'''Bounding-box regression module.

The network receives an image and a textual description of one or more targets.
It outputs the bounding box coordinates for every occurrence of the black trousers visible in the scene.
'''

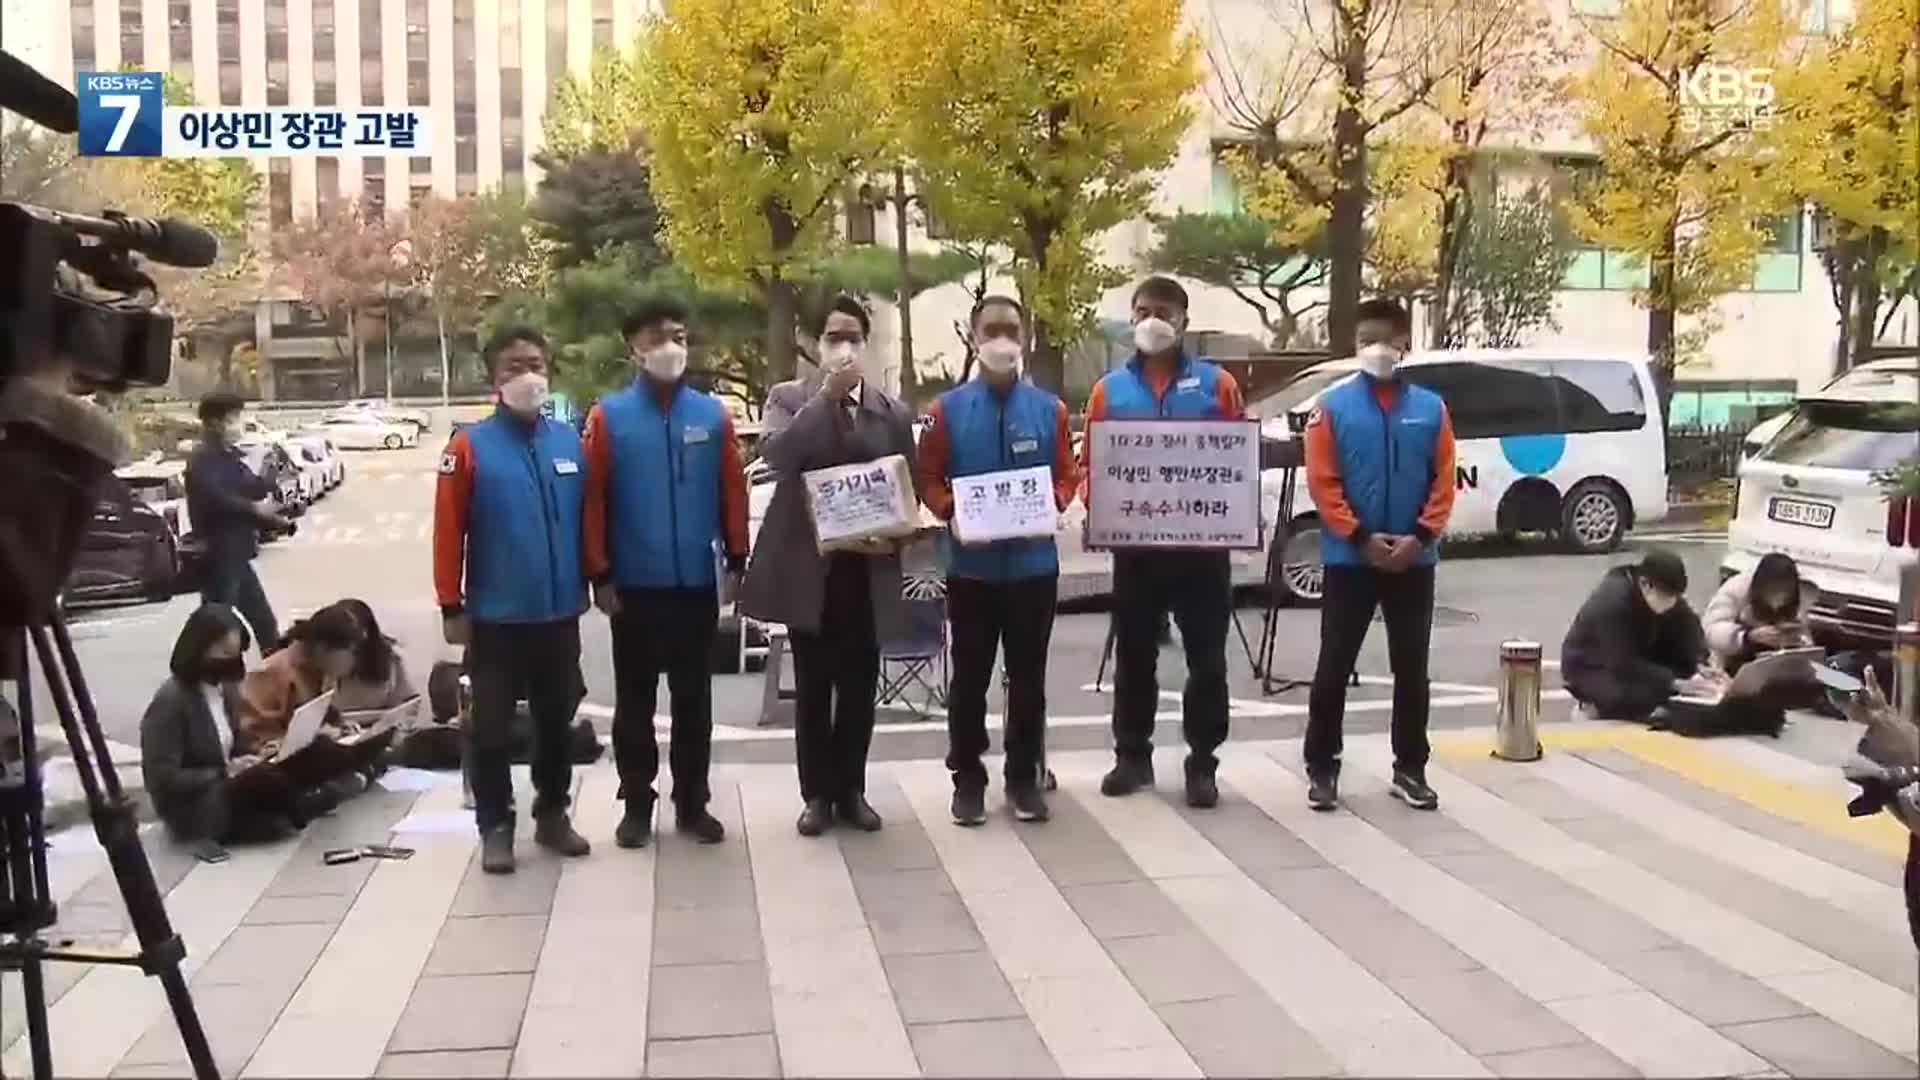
[789,554,880,804]
[1111,551,1232,776]
[1306,564,1436,775]
[610,585,718,812]
[201,554,279,650]
[467,618,581,832]
[164,763,301,845]
[946,574,1058,792]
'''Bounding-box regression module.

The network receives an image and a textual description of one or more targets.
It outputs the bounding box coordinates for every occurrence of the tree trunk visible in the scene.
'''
[437,307,451,409]
[1851,227,1888,371]
[350,313,366,398]
[893,165,916,398]
[1325,2,1370,358]
[1646,220,1679,426]
[765,275,798,384]
[1429,156,1472,350]
[1828,238,1860,377]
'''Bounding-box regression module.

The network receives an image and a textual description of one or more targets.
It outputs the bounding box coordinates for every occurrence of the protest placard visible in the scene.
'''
[952,465,1059,544]
[803,454,919,553]
[1086,419,1262,550]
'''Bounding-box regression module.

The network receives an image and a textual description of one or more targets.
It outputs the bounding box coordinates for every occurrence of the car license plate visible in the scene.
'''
[1768,496,1835,529]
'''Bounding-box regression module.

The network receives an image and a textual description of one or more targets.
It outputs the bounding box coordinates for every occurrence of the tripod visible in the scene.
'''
[0,619,218,1080]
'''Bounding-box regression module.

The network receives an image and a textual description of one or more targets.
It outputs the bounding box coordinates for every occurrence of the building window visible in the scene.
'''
[845,190,876,245]
[269,159,293,228]
[266,0,288,105]
[1802,0,1829,33]
[169,0,193,84]
[120,0,144,68]
[363,158,386,218]
[923,206,950,241]
[406,0,429,108]
[454,0,476,191]
[313,0,336,104]
[409,180,432,210]
[501,0,523,181]
[547,0,567,80]
[72,2,97,72]
[1749,209,1803,293]
[317,159,340,213]
[592,0,613,49]
[1571,0,1621,14]
[359,0,382,105]
[216,0,241,103]
[1550,158,1649,291]
[1209,154,1243,216]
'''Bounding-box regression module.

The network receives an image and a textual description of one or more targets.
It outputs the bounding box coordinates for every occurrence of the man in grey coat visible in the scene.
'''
[740,295,917,837]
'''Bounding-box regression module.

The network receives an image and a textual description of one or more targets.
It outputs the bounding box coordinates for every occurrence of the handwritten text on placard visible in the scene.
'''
[1086,420,1262,549]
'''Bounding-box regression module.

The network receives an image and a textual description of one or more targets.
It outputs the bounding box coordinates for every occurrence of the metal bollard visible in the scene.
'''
[1493,640,1544,762]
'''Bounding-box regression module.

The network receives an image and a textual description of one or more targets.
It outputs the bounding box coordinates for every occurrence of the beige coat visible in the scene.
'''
[739,376,917,637]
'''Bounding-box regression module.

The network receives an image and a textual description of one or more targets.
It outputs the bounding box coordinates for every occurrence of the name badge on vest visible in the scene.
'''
[684,427,711,444]
[553,458,580,476]
[1177,376,1201,391]
[1011,438,1039,454]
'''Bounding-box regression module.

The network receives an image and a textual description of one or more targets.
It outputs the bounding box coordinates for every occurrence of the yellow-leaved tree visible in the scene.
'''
[1565,0,1799,386]
[1775,0,1919,372]
[863,0,1199,392]
[639,0,887,382]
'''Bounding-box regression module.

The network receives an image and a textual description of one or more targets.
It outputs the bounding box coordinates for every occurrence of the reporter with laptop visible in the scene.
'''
[1561,550,1724,725]
[236,603,373,797]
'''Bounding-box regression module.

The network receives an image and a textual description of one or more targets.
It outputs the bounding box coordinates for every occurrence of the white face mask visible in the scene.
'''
[976,338,1022,376]
[642,342,688,382]
[1357,343,1403,380]
[1133,317,1178,356]
[499,371,550,417]
[821,341,863,375]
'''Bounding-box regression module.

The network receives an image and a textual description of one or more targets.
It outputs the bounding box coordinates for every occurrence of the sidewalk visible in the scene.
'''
[9,720,1914,1079]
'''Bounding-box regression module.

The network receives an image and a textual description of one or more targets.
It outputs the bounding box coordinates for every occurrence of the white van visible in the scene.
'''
[1251,349,1670,603]
[1724,361,1920,647]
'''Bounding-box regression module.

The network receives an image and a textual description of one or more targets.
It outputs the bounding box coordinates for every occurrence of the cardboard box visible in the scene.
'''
[804,454,919,553]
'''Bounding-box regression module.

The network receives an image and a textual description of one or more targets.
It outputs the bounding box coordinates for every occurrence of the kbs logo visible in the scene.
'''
[1678,65,1775,133]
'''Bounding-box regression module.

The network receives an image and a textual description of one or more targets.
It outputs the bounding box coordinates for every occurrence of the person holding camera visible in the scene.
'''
[433,326,592,874]
[186,392,291,651]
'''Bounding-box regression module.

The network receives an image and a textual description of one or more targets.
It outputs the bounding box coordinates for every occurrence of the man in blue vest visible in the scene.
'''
[1083,276,1246,809]
[916,296,1079,826]
[434,326,593,874]
[1302,298,1456,812]
[584,299,749,849]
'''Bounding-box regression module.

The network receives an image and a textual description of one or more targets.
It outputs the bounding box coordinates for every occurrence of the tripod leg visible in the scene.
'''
[157,965,219,1080]
[21,953,50,1080]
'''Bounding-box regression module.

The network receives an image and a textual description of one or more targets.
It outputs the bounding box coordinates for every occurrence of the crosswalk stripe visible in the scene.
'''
[897,760,1202,1077]
[243,783,472,1078]
[1352,743,1918,1062]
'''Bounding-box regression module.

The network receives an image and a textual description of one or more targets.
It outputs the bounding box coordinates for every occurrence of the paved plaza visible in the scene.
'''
[7,714,1916,1079]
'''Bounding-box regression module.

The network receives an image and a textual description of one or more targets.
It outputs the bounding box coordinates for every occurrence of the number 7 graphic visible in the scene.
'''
[99,94,143,153]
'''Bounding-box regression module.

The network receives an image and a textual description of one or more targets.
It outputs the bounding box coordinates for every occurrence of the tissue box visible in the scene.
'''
[804,454,919,553]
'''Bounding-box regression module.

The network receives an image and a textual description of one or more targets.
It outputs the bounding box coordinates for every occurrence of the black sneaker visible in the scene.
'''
[675,808,727,844]
[1100,759,1155,798]
[1185,772,1220,809]
[1390,769,1439,811]
[1306,770,1339,811]
[1008,786,1050,822]
[614,807,653,849]
[950,786,987,827]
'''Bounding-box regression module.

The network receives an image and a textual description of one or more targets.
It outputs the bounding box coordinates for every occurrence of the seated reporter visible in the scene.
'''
[1699,552,1819,733]
[330,597,419,772]
[238,603,373,797]
[141,605,326,859]
[1561,550,1720,722]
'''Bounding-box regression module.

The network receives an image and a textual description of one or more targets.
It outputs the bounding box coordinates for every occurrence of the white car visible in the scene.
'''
[307,414,420,451]
[1725,358,1920,647]
[116,457,193,539]
[333,399,433,433]
[285,436,343,498]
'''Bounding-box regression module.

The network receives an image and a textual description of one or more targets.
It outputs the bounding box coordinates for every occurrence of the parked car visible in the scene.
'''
[287,435,346,491]
[116,457,193,539]
[306,414,420,450]
[335,398,433,433]
[240,442,307,520]
[1725,362,1920,648]
[65,475,181,605]
[1250,349,1671,604]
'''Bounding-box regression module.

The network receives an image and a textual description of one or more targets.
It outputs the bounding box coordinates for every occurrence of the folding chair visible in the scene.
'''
[877,587,949,720]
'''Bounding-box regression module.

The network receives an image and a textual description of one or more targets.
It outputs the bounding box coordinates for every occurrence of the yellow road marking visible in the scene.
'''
[1433,727,1909,861]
